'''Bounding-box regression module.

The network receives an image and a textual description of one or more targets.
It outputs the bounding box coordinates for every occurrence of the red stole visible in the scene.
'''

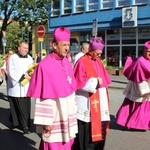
[82,55,103,142]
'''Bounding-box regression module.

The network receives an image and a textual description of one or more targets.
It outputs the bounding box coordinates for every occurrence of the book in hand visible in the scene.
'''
[19,63,38,86]
[19,74,28,86]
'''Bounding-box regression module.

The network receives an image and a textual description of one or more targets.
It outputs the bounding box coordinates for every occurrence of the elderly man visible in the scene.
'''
[116,41,150,131]
[74,42,89,65]
[27,27,77,150]
[73,37,111,150]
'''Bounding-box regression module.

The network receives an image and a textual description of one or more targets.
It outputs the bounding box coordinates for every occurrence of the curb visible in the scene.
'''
[108,80,127,90]
[111,80,127,84]
[108,86,125,90]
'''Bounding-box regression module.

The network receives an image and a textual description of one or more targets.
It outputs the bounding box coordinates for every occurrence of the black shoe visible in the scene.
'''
[22,127,29,134]
[130,128,147,132]
[9,125,18,130]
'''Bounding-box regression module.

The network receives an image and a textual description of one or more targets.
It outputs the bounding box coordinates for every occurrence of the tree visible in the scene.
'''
[5,21,22,51]
[0,0,53,53]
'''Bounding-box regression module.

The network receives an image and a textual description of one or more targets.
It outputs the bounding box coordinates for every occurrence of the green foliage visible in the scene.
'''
[0,0,53,52]
[15,0,52,25]
[106,66,115,70]
[6,22,22,50]
[0,54,7,67]
[119,66,124,70]
[106,65,124,70]
[102,59,107,67]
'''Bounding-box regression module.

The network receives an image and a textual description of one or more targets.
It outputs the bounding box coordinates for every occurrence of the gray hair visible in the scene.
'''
[82,42,89,49]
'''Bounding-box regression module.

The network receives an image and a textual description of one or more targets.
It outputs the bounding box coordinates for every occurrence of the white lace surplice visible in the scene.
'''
[124,78,150,102]
[34,93,78,143]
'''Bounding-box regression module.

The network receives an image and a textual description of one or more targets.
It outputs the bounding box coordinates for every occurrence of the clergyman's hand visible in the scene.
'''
[43,125,52,132]
[98,77,103,85]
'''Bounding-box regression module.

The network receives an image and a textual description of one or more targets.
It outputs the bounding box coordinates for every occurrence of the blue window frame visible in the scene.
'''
[116,0,130,7]
[75,0,84,13]
[64,0,72,15]
[88,0,98,11]
[101,0,113,9]
[135,0,148,5]
[51,1,60,16]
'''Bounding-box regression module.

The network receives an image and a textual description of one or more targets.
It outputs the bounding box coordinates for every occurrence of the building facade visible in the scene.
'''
[48,0,150,67]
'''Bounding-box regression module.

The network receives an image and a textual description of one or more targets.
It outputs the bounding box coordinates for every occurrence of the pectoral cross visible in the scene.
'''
[67,76,72,83]
[92,99,99,112]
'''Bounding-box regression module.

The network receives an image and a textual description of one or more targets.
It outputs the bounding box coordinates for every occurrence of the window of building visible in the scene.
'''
[51,1,60,16]
[122,28,136,44]
[134,0,148,5]
[116,0,130,7]
[70,38,79,53]
[107,29,120,45]
[107,46,119,67]
[88,0,98,11]
[122,46,136,65]
[64,0,72,15]
[138,46,144,57]
[75,0,84,13]
[138,28,150,44]
[101,0,113,9]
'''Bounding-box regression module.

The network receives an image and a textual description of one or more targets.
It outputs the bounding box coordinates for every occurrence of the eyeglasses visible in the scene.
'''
[94,52,102,56]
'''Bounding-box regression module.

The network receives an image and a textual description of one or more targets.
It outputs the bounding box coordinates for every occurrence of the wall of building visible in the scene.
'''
[31,25,52,60]
[47,0,150,67]
[48,0,150,32]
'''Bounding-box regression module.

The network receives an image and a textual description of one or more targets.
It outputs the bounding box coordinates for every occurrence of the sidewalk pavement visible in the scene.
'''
[1,74,147,150]
[108,74,127,90]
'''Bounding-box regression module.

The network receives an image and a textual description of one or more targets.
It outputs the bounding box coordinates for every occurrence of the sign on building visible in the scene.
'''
[92,18,98,37]
[122,6,137,28]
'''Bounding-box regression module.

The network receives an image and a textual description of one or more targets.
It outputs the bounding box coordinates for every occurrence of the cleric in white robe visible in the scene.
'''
[7,41,33,134]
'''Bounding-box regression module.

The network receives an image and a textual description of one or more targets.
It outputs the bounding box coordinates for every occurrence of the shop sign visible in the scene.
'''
[122,6,137,28]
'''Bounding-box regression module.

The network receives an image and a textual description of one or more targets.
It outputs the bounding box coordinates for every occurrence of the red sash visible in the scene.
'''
[82,55,103,142]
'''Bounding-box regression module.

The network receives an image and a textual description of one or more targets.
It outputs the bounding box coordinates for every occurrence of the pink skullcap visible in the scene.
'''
[53,27,70,42]
[144,41,150,49]
[89,37,104,51]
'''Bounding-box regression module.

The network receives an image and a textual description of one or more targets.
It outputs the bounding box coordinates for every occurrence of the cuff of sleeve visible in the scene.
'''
[96,79,100,89]
[19,74,25,82]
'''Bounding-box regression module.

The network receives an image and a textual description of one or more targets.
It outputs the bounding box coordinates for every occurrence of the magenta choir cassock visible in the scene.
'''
[27,52,78,150]
[116,55,150,130]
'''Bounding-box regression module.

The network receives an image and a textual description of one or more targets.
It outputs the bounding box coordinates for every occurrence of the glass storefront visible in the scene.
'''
[106,27,150,67]
[46,27,150,68]
[107,46,119,66]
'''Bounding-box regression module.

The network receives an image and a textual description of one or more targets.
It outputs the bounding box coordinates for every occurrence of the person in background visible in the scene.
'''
[116,41,150,131]
[73,37,111,150]
[67,53,72,63]
[27,27,78,150]
[73,42,89,65]
[1,49,14,81]
[0,68,4,85]
[7,41,33,134]
[34,51,41,63]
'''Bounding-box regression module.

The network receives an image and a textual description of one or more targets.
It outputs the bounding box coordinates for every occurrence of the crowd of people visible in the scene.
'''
[0,26,150,150]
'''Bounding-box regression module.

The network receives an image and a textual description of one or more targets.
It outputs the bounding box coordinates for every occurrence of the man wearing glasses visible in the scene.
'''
[73,37,111,150]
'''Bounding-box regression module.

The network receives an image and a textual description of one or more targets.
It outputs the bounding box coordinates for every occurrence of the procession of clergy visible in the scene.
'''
[2,26,150,150]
